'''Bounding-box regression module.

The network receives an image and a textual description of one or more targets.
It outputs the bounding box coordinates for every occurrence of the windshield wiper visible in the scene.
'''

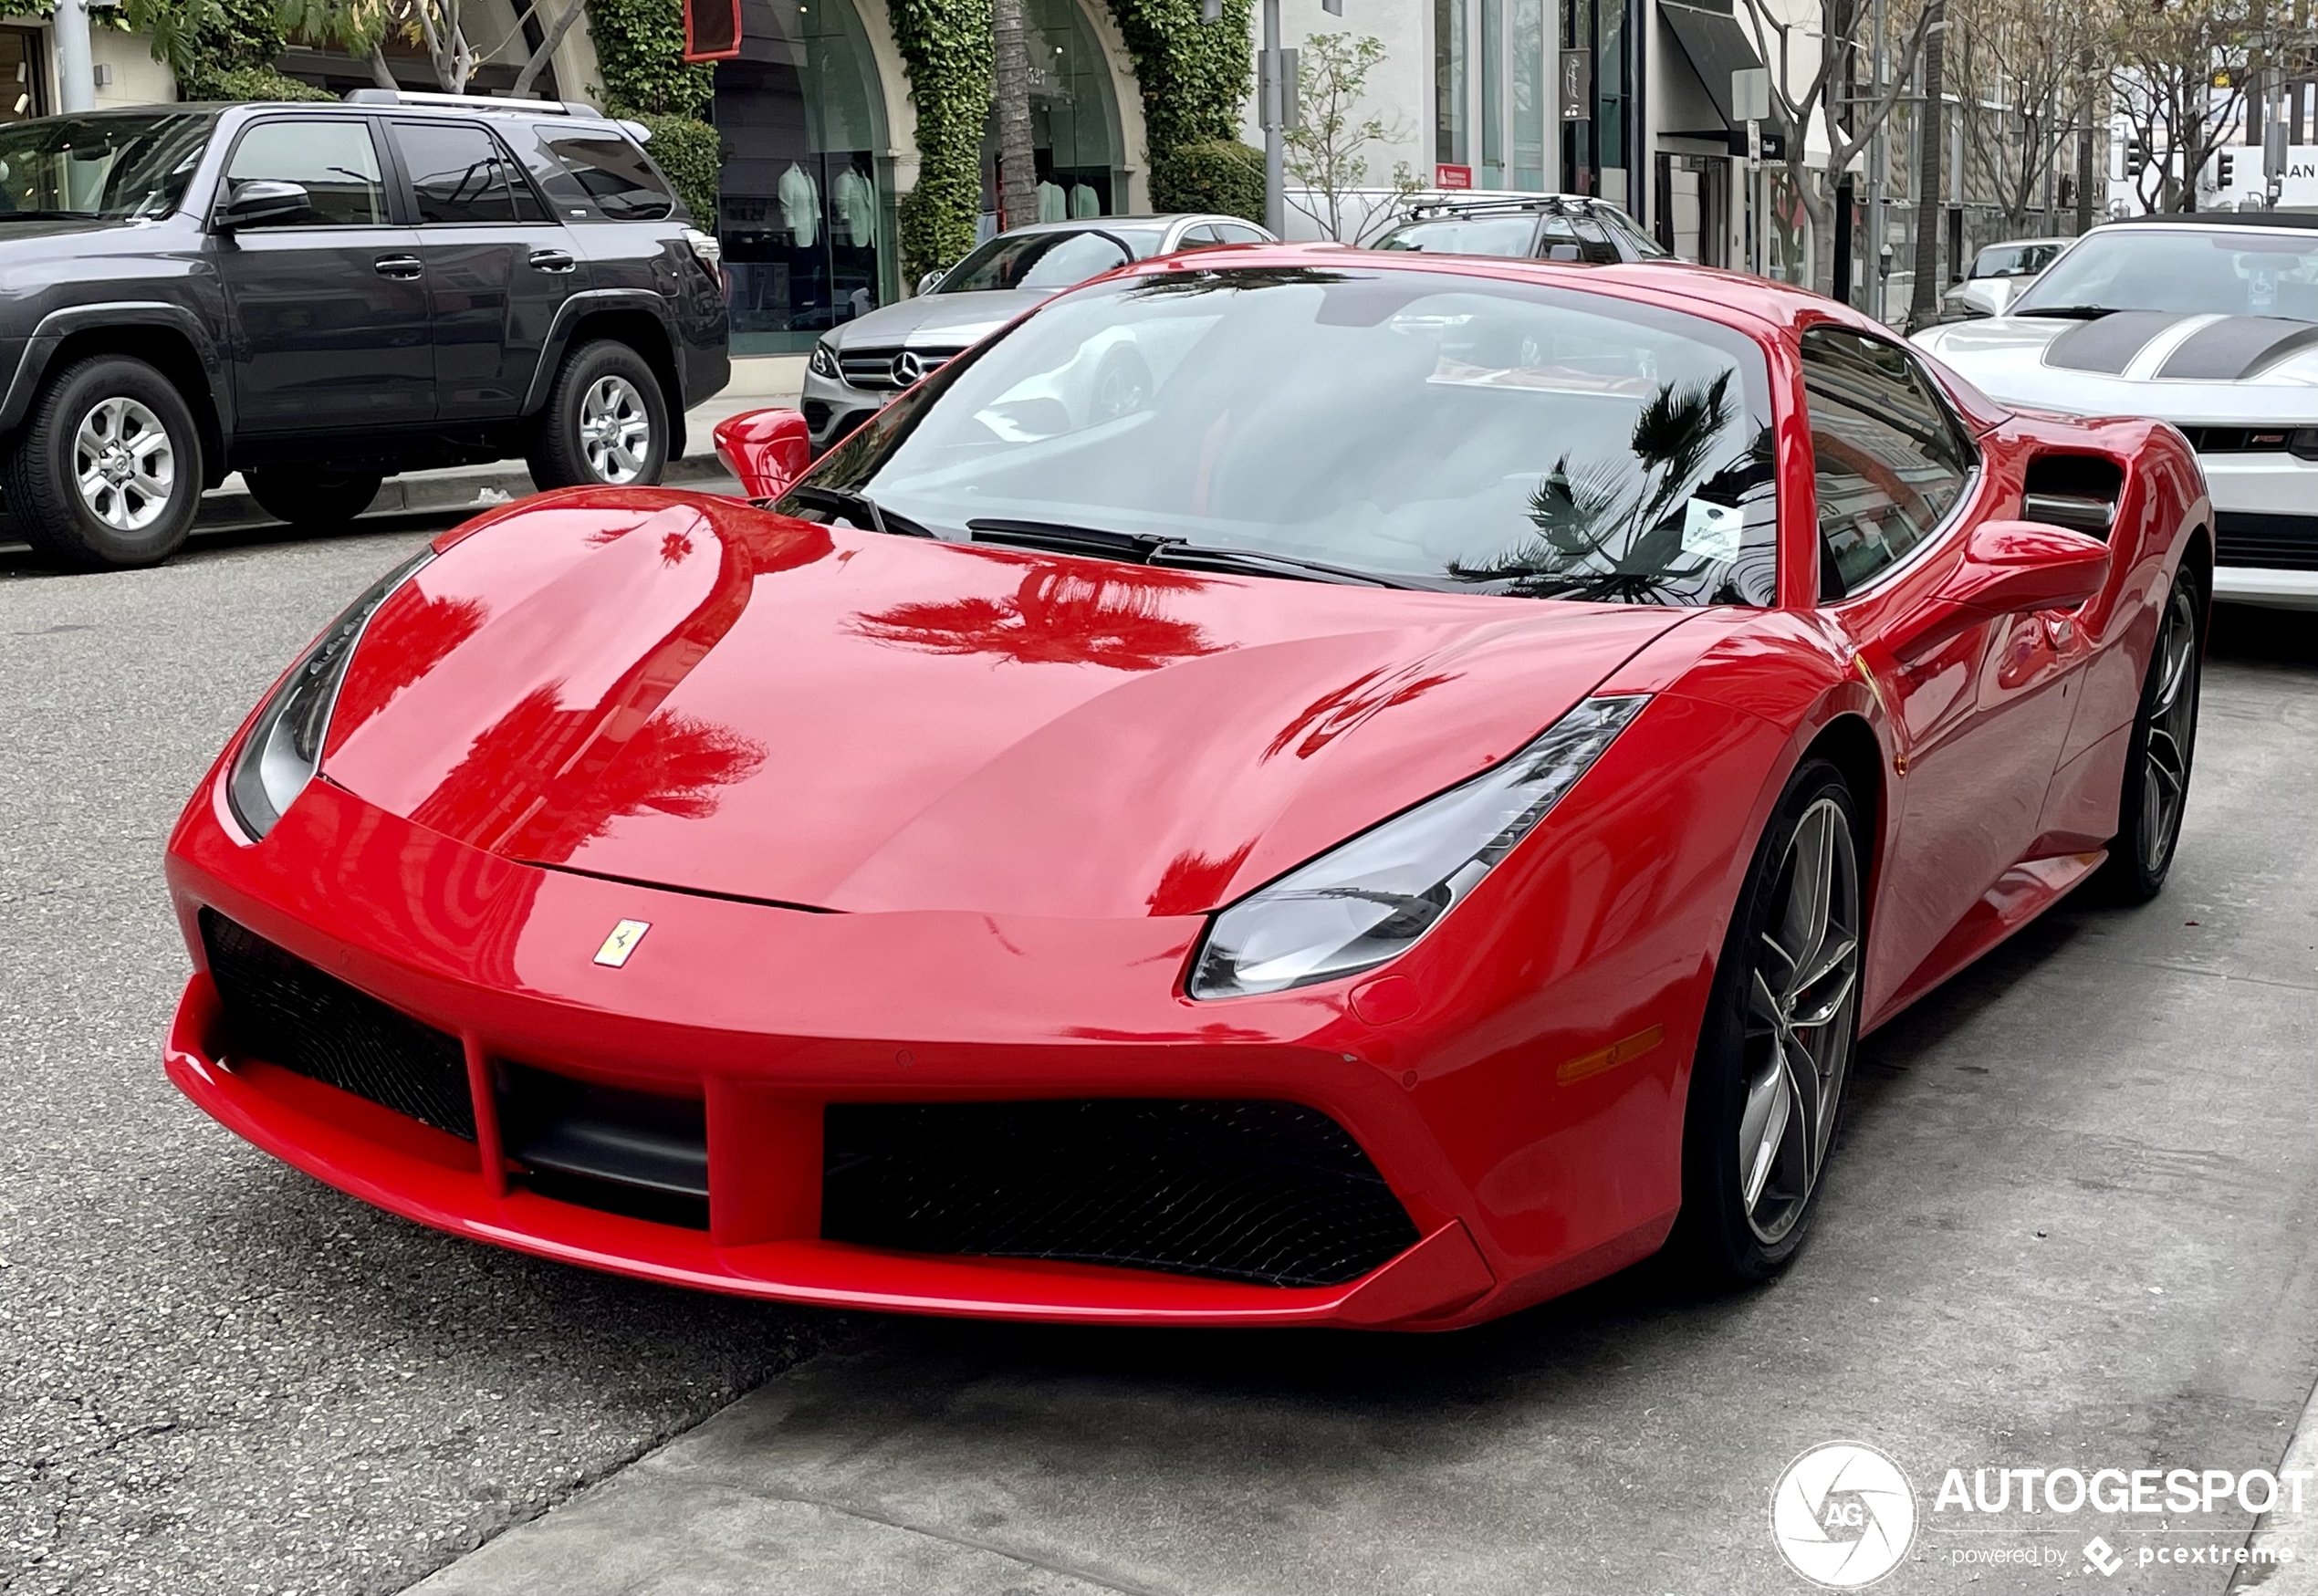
[2013,305,2120,319]
[966,516,1431,589]
[781,483,934,537]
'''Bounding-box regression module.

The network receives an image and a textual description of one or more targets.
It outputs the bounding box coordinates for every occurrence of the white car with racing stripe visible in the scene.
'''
[1913,213,2318,610]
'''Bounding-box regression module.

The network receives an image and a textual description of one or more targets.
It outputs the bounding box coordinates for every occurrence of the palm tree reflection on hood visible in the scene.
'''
[851,565,1225,672]
[1450,370,1775,605]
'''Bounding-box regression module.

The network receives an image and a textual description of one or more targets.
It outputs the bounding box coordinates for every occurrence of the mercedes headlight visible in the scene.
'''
[227,548,433,840]
[1188,695,1649,998]
[808,339,841,381]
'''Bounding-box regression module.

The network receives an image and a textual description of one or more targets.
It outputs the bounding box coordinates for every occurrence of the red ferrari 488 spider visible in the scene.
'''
[164,250,2208,1330]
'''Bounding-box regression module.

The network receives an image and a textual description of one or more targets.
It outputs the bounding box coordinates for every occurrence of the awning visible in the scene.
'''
[1661,0,1791,139]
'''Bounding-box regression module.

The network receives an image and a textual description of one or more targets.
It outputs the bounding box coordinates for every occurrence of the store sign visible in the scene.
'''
[1561,49,1592,119]
[683,0,742,60]
[1436,164,1474,190]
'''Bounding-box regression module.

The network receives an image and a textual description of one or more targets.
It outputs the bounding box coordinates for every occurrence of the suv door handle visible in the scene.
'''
[527,249,577,274]
[373,254,423,279]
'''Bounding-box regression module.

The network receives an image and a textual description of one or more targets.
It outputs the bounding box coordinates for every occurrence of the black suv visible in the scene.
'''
[0,91,728,569]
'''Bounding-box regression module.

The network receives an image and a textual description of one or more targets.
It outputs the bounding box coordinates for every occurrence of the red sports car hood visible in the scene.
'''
[320,495,1688,918]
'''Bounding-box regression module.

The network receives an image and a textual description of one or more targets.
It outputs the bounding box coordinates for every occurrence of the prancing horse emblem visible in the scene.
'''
[891,349,926,387]
[593,919,650,967]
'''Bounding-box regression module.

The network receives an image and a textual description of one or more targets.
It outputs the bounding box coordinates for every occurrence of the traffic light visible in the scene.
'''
[2126,137,2149,178]
[2219,150,2236,186]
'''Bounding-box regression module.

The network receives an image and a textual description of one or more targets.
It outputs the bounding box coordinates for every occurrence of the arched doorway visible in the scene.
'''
[715,0,895,353]
[978,0,1128,235]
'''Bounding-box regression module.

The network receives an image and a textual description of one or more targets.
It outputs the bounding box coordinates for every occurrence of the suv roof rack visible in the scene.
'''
[342,88,605,119]
[1400,193,1599,221]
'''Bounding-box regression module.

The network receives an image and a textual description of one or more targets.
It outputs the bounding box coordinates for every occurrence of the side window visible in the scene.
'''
[393,121,528,224]
[1537,215,1582,261]
[223,120,387,226]
[1570,214,1622,265]
[1173,224,1225,251]
[1801,327,1977,597]
[1215,223,1271,245]
[537,133,675,221]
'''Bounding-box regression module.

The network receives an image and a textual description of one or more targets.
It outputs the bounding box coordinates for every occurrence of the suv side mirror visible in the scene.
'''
[714,408,813,500]
[217,180,311,231]
[1893,519,2111,660]
[915,268,946,297]
[1955,277,2011,318]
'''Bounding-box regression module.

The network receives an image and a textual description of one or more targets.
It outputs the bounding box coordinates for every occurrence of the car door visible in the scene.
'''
[209,115,433,432]
[388,118,574,422]
[1804,328,2083,1009]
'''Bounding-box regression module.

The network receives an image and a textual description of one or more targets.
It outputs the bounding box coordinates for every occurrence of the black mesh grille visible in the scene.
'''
[821,1099,1419,1288]
[2216,510,2318,570]
[199,910,475,1142]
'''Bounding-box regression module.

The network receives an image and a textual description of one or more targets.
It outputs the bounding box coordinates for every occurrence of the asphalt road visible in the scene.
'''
[1,516,2313,1596]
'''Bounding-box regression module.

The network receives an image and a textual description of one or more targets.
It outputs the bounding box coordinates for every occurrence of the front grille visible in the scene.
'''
[2216,510,2318,569]
[835,346,961,391]
[821,1099,1419,1288]
[199,910,475,1141]
[2180,426,2302,454]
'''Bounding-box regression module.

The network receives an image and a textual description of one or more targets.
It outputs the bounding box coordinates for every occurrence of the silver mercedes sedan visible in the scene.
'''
[800,214,1275,453]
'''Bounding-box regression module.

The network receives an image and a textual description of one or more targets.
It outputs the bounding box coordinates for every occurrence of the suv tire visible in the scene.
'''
[5,355,203,571]
[245,467,383,530]
[527,340,670,491]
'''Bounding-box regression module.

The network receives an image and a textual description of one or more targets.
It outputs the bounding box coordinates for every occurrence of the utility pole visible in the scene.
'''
[1865,0,1887,319]
[54,0,95,113]
[1255,0,1335,235]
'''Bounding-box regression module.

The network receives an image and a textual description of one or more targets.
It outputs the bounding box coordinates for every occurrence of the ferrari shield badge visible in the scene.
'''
[593,919,651,967]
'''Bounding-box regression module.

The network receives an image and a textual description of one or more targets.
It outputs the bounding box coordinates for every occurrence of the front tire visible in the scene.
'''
[526,340,669,490]
[245,467,382,530]
[2098,569,2203,902]
[1672,758,1865,1284]
[3,355,203,570]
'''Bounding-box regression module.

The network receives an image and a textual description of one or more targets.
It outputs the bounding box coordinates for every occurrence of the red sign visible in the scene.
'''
[1435,163,1474,190]
[683,0,741,60]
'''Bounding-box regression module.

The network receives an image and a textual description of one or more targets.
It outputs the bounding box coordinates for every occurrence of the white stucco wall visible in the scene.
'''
[1237,0,1431,203]
[91,30,175,109]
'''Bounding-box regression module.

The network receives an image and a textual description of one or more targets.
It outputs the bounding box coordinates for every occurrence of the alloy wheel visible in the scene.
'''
[1738,796,1862,1246]
[74,395,174,532]
[2138,585,2199,877]
[580,376,652,484]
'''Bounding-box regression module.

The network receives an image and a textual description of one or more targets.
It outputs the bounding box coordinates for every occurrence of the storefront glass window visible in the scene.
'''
[980,0,1124,232]
[715,0,893,354]
[1435,0,1467,170]
[1480,0,1504,184]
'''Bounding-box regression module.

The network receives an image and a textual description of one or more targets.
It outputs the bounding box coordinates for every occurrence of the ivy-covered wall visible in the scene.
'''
[1102,0,1251,160]
[888,0,995,283]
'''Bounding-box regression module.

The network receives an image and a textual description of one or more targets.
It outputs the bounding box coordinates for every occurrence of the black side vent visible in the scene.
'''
[198,909,475,1141]
[500,1065,710,1229]
[2022,454,2125,540]
[821,1099,1420,1288]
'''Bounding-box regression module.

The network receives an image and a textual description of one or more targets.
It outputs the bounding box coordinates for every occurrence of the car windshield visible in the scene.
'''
[937,227,1165,293]
[1972,242,2059,278]
[2013,228,2318,319]
[786,266,1780,607]
[0,113,213,221]
[1374,215,1540,256]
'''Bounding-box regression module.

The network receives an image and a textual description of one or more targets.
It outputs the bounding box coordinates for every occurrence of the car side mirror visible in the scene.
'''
[714,408,813,501]
[216,180,311,231]
[1892,519,2112,661]
[915,268,945,297]
[1955,277,2010,318]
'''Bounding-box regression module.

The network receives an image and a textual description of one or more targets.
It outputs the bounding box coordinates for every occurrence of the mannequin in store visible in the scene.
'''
[778,162,820,247]
[833,164,876,248]
[1037,178,1067,223]
[1068,183,1099,218]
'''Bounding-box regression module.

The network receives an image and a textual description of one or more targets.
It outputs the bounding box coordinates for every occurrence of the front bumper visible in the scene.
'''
[163,777,1606,1330]
[2195,452,2318,610]
[800,365,894,454]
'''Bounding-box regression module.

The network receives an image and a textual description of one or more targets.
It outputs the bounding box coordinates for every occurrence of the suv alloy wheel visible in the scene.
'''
[527,339,670,490]
[4,355,204,570]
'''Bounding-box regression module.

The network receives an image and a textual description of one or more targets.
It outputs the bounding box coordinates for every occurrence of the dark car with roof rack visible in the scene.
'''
[1371,194,1669,265]
[0,89,727,569]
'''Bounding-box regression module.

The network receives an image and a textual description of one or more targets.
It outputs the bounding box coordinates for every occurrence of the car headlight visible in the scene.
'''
[1187,694,1649,999]
[808,339,841,381]
[227,548,433,840]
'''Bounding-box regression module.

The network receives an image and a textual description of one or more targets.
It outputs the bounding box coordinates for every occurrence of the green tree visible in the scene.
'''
[1284,32,1416,243]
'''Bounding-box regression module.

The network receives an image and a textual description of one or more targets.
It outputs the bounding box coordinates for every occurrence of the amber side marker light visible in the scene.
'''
[1555,1024,1665,1086]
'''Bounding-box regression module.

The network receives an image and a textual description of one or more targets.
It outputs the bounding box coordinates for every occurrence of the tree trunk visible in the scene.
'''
[991,0,1038,232]
[513,0,589,99]
[1907,0,1947,332]
[370,46,399,90]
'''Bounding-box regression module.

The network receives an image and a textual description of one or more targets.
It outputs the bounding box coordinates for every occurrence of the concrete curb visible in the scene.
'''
[2233,1375,2318,1592]
[194,452,737,532]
